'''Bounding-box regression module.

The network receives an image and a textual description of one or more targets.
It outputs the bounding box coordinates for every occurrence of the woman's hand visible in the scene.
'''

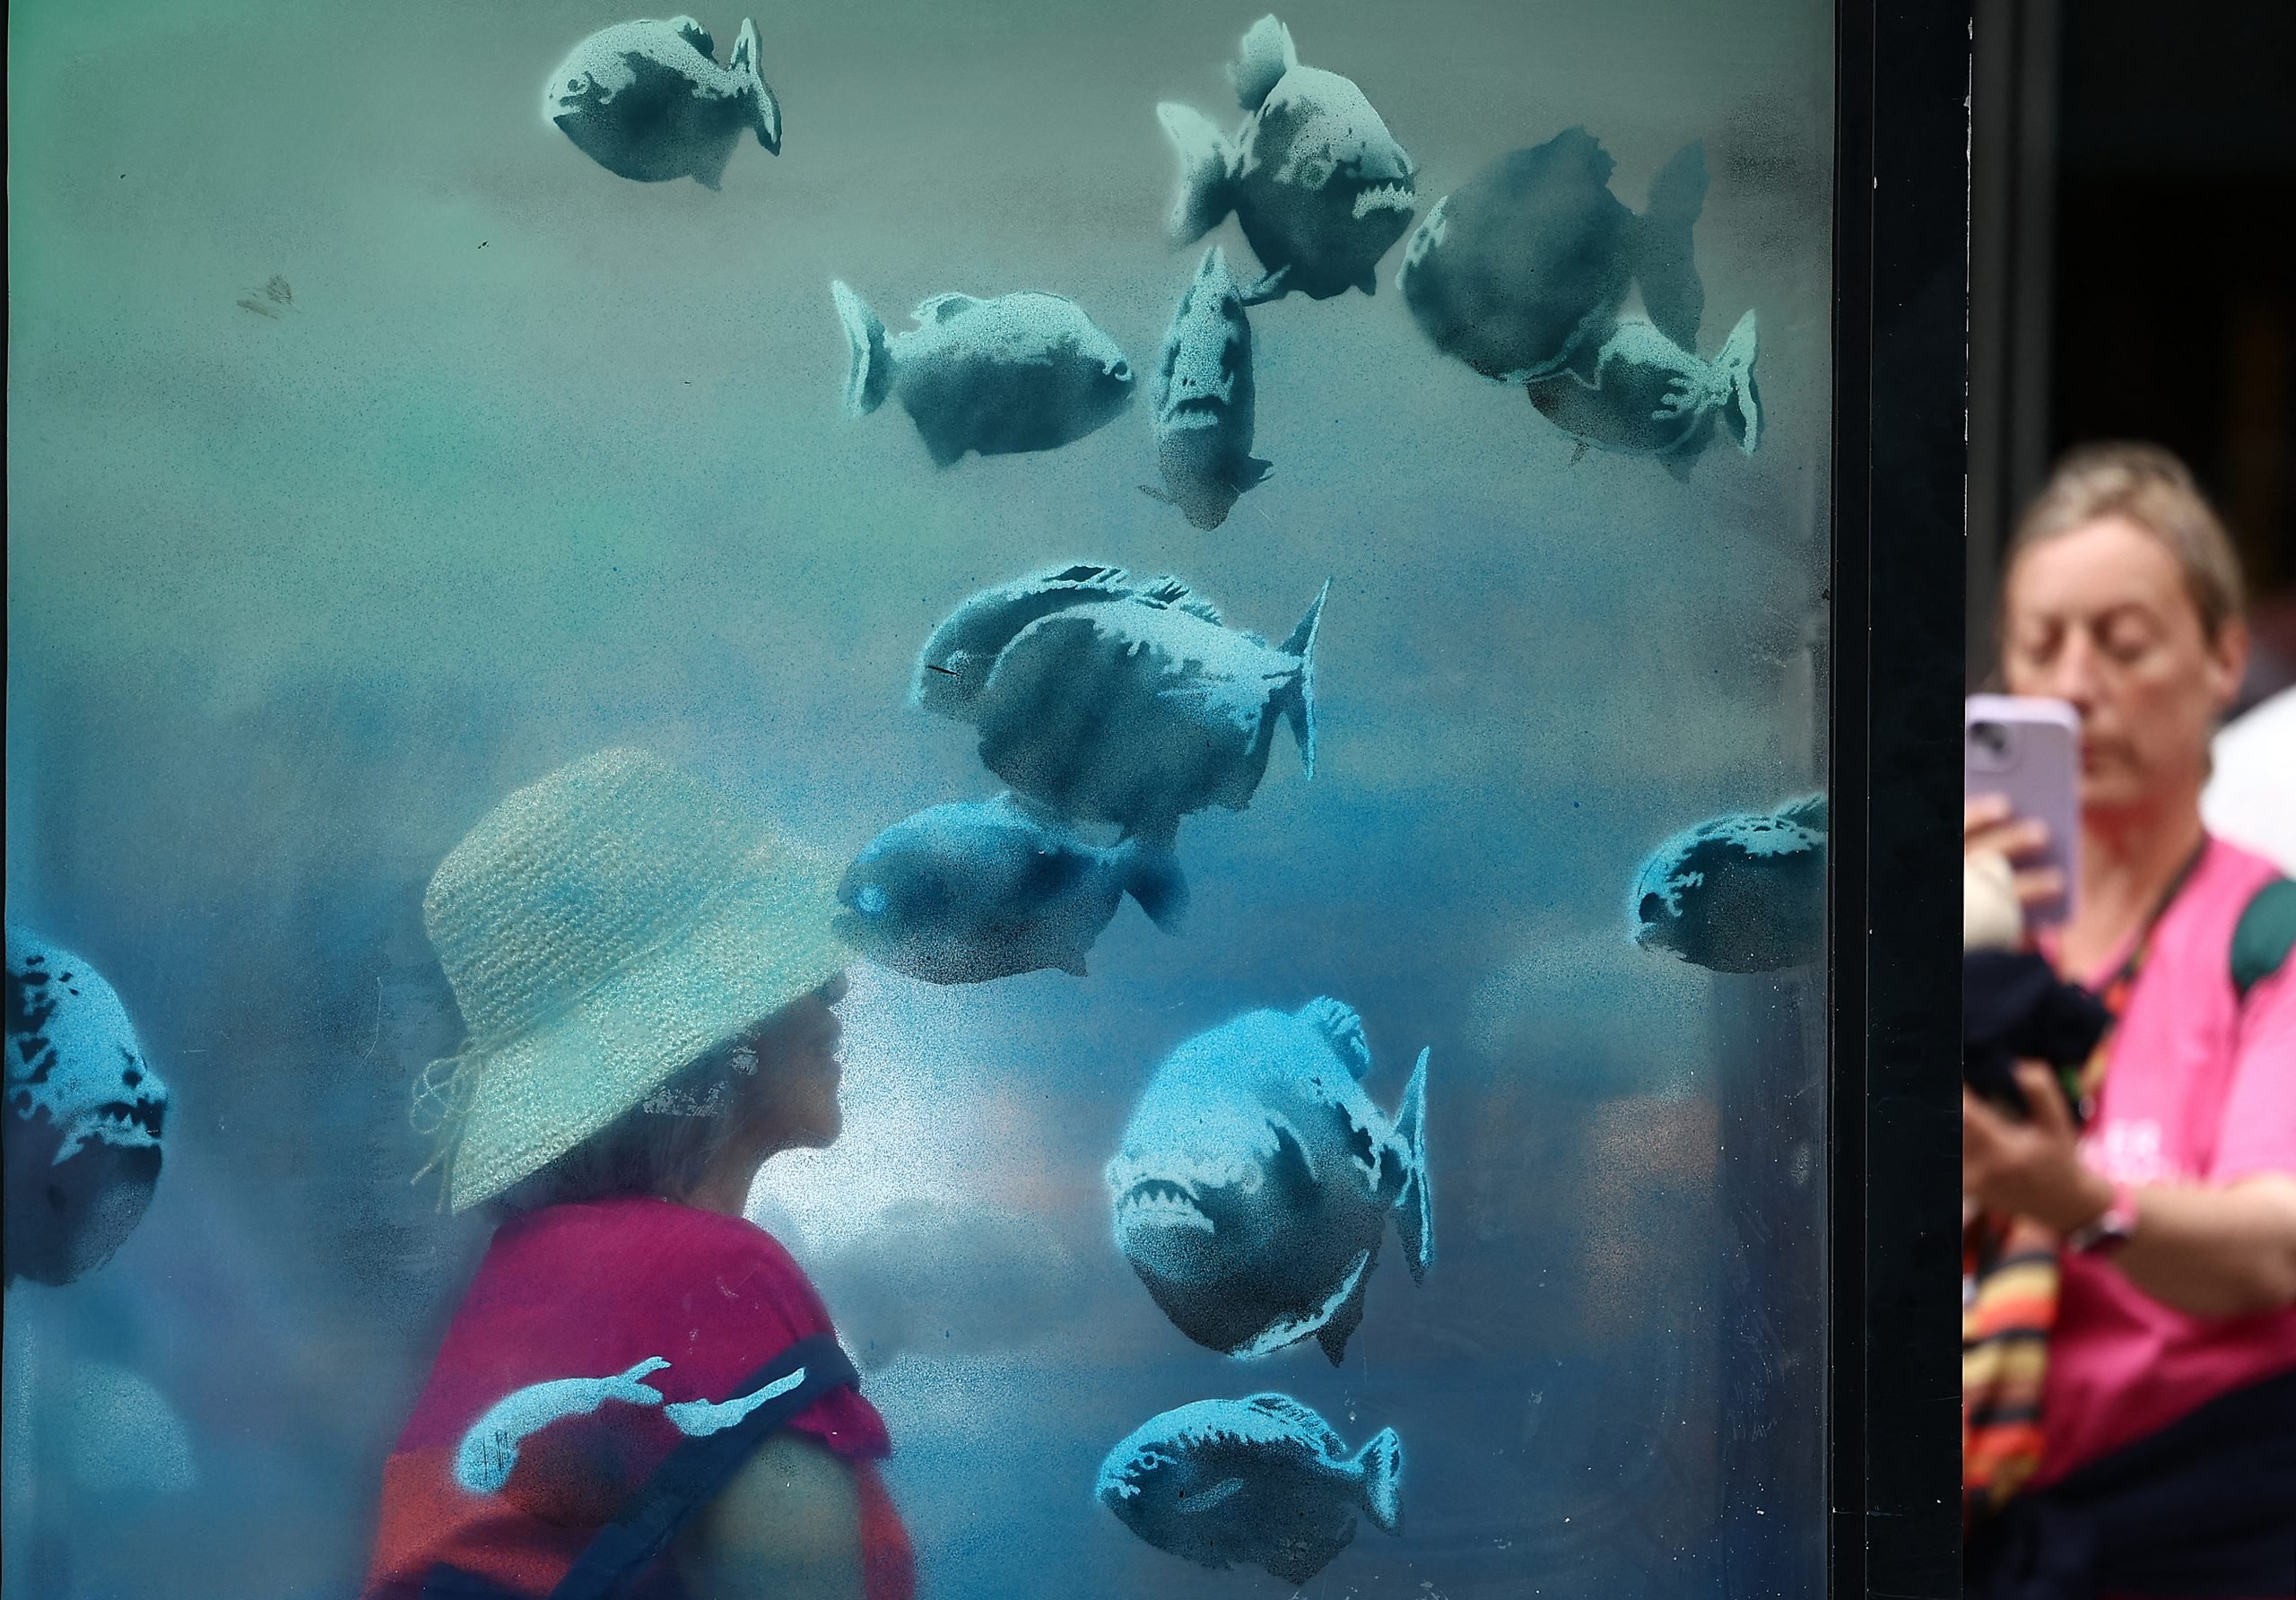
[1963,1062,2114,1234]
[1965,794,2066,915]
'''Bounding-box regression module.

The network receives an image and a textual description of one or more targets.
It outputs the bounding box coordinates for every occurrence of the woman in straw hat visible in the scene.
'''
[363,749,912,1600]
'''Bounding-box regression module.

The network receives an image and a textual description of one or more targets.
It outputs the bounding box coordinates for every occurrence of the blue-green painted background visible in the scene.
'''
[6,0,1834,1594]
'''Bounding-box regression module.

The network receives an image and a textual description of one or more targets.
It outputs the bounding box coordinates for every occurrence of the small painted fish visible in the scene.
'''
[1398,131,1707,382]
[454,1355,811,1493]
[5,928,169,1288]
[833,283,1135,465]
[1097,1393,1402,1584]
[1144,247,1272,530]
[1631,794,1826,972]
[1108,997,1429,1363]
[1158,15,1417,303]
[544,17,779,187]
[1526,310,1759,475]
[834,794,1187,984]
[922,572,1325,843]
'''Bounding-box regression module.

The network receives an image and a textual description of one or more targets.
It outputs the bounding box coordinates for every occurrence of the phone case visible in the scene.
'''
[1964,695,2082,925]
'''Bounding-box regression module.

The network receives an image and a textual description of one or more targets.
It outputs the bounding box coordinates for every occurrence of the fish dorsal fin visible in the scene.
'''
[1776,792,1828,832]
[1297,996,1370,1076]
[669,16,715,57]
[1244,1393,1341,1448]
[1135,576,1222,625]
[1043,562,1130,587]
[1229,15,1298,112]
[913,293,982,326]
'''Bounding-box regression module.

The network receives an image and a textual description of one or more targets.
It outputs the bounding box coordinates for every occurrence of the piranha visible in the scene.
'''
[1631,794,1826,972]
[834,794,1187,985]
[1157,14,1417,303]
[832,282,1135,466]
[1096,1393,1402,1585]
[1397,130,1708,383]
[5,928,169,1288]
[918,570,1326,845]
[544,16,780,187]
[1144,247,1273,530]
[1107,997,1430,1363]
[1526,309,1760,476]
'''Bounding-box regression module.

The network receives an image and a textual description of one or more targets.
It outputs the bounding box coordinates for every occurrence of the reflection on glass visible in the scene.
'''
[5,0,1834,1595]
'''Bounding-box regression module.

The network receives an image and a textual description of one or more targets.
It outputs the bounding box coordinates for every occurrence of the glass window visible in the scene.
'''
[6,1,1839,1595]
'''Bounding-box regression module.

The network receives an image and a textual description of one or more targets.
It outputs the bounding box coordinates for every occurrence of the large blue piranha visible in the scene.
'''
[1157,15,1418,303]
[834,794,1187,985]
[914,566,1326,847]
[1107,998,1430,1363]
[5,928,169,1287]
[1632,794,1826,972]
[1397,129,1709,384]
[1526,309,1760,477]
[544,16,780,187]
[1096,1393,1402,1585]
[1144,247,1273,531]
[833,283,1135,465]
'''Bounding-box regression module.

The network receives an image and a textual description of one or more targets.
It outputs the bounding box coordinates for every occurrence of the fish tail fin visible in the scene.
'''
[1276,578,1328,777]
[731,19,781,152]
[1634,141,1708,351]
[1119,828,1189,934]
[1156,102,1235,247]
[1228,14,1298,112]
[1715,308,1760,453]
[831,281,893,417]
[1356,1427,1404,1535]
[1394,1047,1432,1283]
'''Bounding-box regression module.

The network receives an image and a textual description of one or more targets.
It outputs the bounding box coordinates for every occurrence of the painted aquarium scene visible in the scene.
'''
[5,0,1836,1595]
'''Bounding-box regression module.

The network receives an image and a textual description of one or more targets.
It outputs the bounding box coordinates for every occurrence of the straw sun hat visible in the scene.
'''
[413,749,848,1212]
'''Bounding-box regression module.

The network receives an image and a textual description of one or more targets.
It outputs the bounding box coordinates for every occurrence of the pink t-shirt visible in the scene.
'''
[2033,836,2296,1487]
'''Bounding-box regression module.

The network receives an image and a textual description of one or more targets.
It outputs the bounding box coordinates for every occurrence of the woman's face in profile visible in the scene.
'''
[742,973,849,1152]
[2002,515,2244,813]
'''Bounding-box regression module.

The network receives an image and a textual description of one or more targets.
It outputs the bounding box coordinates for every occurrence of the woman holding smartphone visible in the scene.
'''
[1961,444,2296,1599]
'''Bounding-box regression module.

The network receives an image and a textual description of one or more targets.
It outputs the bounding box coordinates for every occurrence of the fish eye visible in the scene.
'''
[1110,361,1132,381]
[1638,891,1667,925]
[857,883,889,917]
[567,77,585,91]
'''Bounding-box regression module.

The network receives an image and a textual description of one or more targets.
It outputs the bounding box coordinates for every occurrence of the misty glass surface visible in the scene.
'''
[5,0,1835,1595]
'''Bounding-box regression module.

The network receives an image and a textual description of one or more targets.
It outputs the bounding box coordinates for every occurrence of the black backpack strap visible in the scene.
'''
[2231,878,2296,1002]
[545,1333,859,1600]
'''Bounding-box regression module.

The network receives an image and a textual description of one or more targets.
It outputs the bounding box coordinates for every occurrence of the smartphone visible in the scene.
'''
[1964,694,2081,925]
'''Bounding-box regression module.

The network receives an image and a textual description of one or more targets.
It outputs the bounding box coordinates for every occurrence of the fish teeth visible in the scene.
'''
[1352,183,1415,219]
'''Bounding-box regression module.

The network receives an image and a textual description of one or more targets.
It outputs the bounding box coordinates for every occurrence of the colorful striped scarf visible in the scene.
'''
[1961,851,2199,1521]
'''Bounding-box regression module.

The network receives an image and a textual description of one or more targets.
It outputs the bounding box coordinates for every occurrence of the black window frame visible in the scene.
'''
[1828,3,1971,1597]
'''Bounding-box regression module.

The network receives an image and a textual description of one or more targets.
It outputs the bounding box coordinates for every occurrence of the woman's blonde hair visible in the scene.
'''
[2005,442,2247,643]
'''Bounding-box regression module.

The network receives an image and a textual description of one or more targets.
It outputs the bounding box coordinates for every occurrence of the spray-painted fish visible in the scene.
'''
[834,795,1187,984]
[5,928,169,1287]
[544,17,779,187]
[455,1355,811,1493]
[1526,310,1760,475]
[1398,131,1708,382]
[1097,1393,1402,1584]
[833,283,1135,465]
[1145,247,1273,530]
[1108,998,1429,1363]
[1631,794,1826,972]
[926,575,1326,843]
[1157,15,1416,303]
